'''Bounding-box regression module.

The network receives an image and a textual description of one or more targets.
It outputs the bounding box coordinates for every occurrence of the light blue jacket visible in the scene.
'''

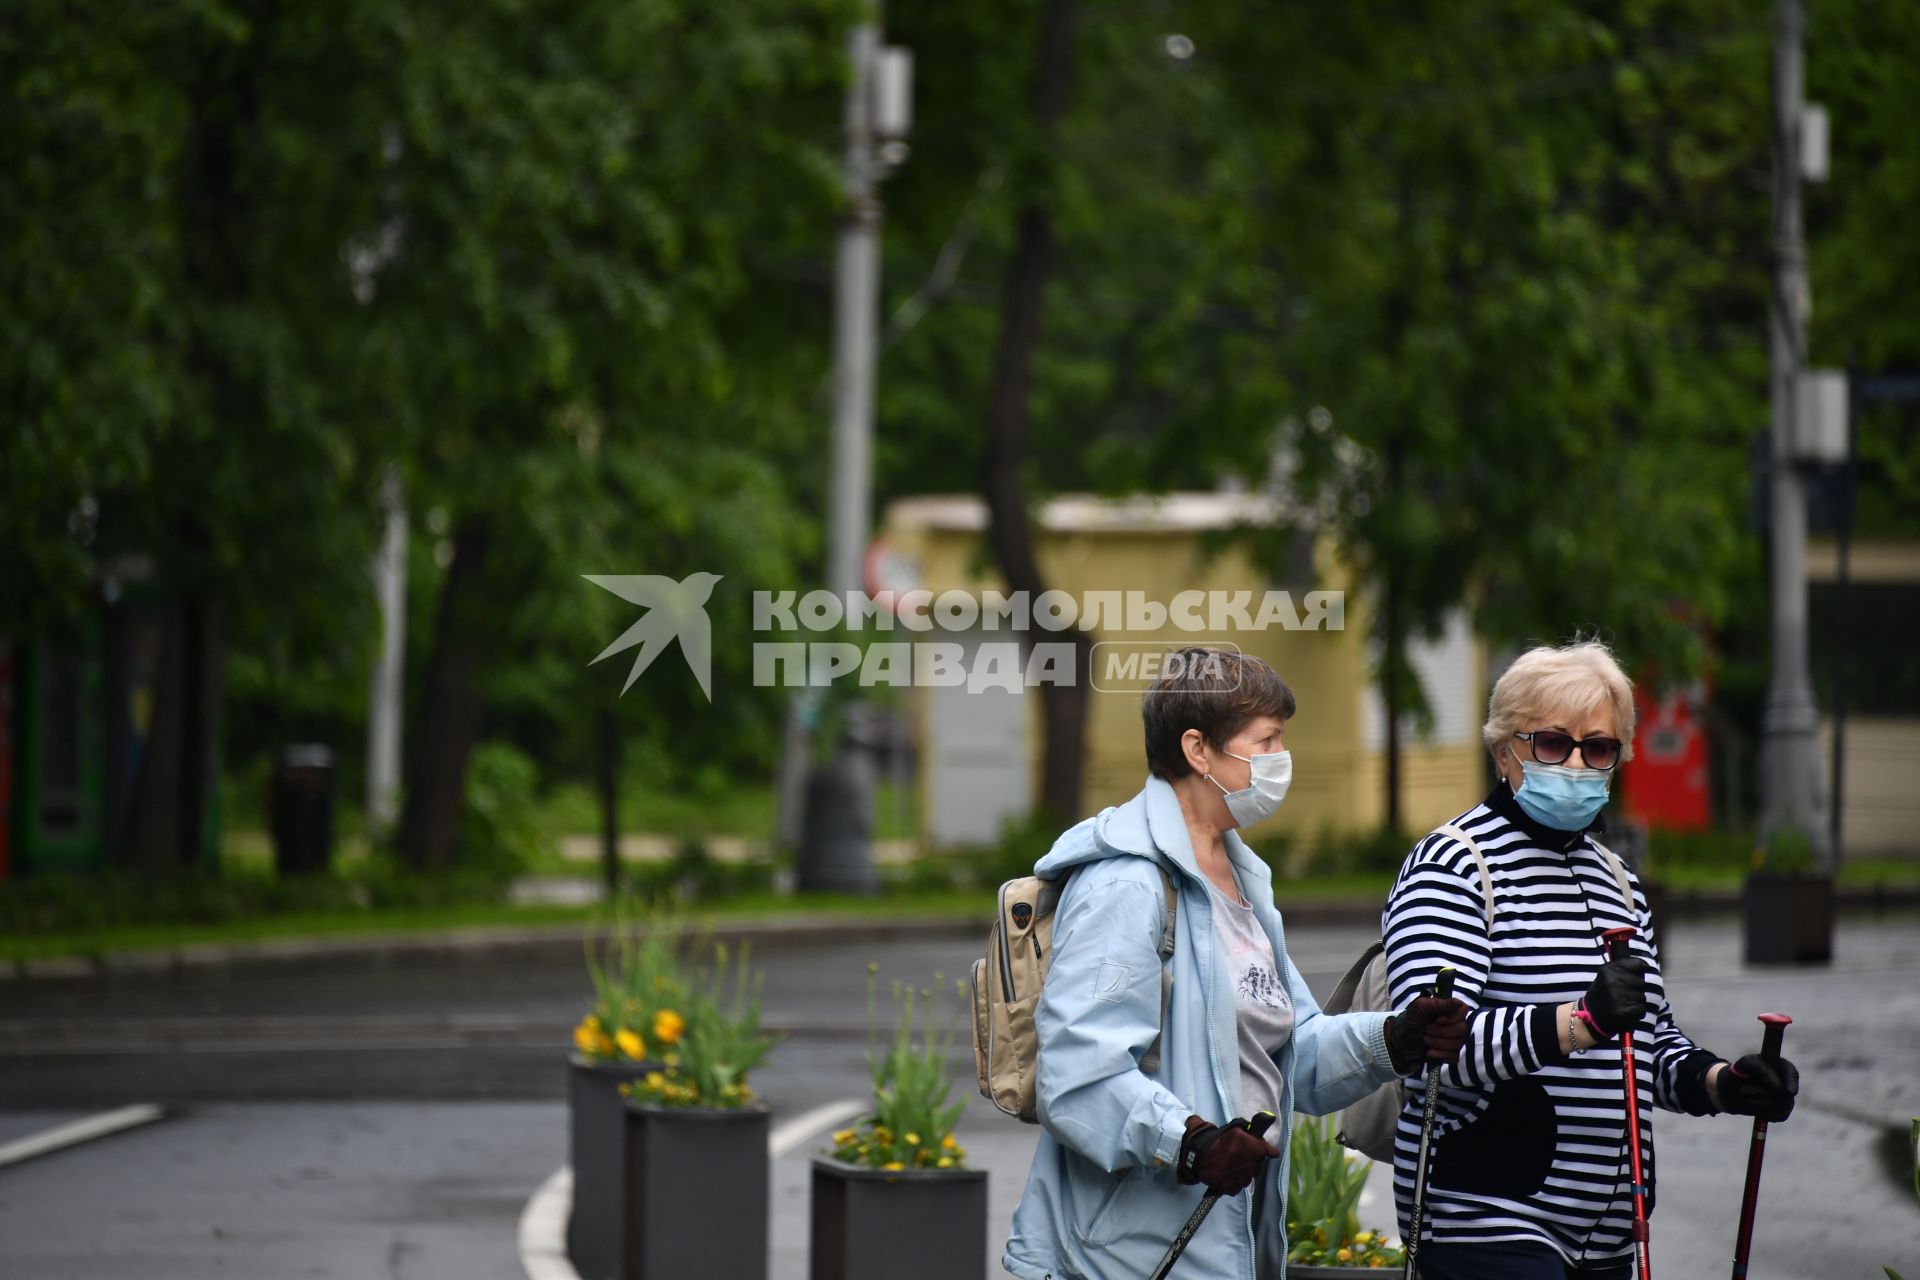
[1003,777,1397,1280]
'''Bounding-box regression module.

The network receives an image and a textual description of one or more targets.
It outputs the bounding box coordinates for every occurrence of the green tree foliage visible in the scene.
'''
[3,0,858,872]
[878,1,1915,823]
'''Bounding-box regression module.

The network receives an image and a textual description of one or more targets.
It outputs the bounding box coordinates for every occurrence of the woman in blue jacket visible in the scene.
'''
[1004,647,1467,1280]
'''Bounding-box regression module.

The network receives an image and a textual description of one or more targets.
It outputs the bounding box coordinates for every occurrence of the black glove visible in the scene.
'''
[1386,996,1469,1074]
[1719,1054,1800,1122]
[1177,1115,1278,1196]
[1580,954,1649,1037]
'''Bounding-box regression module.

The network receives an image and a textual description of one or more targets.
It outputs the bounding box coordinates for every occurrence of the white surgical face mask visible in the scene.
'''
[1207,748,1293,828]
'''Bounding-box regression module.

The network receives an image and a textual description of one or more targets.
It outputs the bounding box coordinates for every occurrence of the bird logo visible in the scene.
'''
[583,572,723,700]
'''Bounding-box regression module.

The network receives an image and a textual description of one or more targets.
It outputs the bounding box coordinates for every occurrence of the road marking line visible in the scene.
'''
[769,1097,868,1160]
[517,1166,575,1280]
[517,1097,867,1280]
[0,1104,165,1169]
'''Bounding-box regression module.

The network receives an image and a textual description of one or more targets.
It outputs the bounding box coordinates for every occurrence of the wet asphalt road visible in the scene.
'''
[1,919,1916,1278]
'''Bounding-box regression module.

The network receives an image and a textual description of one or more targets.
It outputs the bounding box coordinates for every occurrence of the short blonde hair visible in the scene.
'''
[1482,640,1636,764]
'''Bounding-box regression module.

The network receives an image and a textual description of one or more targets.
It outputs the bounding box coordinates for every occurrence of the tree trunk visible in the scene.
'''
[121,593,226,874]
[119,24,247,876]
[1382,556,1404,835]
[398,515,494,870]
[1380,423,1407,836]
[981,0,1087,828]
[598,705,620,897]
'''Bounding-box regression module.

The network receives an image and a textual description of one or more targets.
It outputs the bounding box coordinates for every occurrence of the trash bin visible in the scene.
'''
[271,744,336,876]
[796,752,877,894]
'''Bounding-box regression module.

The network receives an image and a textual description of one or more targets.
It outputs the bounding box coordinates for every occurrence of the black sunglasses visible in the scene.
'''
[1514,729,1622,771]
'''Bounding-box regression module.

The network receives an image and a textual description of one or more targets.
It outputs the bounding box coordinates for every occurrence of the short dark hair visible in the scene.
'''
[1141,648,1296,781]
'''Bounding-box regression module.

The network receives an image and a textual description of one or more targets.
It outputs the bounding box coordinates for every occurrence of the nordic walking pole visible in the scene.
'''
[1148,1110,1277,1280]
[1729,1013,1793,1280]
[1602,927,1652,1280]
[1403,966,1458,1280]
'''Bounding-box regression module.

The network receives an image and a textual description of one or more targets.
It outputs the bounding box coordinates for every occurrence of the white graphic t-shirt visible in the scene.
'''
[1203,871,1294,1119]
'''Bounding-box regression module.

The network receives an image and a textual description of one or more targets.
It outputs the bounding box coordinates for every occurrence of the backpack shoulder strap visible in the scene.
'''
[1432,822,1495,933]
[1155,864,1178,957]
[1589,839,1636,917]
[1140,864,1179,1075]
[1327,939,1385,1014]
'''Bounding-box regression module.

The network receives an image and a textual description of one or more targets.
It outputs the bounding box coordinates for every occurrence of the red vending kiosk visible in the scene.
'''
[1625,682,1711,833]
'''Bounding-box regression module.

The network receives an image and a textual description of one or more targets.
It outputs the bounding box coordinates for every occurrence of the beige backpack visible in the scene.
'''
[970,865,1178,1122]
[1325,825,1632,1162]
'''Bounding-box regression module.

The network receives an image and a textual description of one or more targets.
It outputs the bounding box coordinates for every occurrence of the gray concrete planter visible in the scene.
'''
[626,1102,769,1280]
[565,1056,659,1280]
[809,1157,987,1280]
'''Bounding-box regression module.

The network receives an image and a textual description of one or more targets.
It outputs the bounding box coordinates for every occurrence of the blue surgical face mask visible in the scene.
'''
[1512,760,1611,831]
[1207,749,1293,828]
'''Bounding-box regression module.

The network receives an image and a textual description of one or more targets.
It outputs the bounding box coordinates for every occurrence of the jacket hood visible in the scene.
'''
[1033,774,1273,898]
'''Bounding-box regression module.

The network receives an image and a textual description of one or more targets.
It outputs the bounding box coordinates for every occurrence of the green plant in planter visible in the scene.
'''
[624,940,778,1107]
[575,907,690,1063]
[828,966,971,1171]
[1752,824,1815,875]
[1285,1112,1403,1269]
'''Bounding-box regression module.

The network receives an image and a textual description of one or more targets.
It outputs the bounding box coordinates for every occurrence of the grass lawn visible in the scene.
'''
[529,779,920,842]
[1653,855,1920,892]
[11,812,1911,967]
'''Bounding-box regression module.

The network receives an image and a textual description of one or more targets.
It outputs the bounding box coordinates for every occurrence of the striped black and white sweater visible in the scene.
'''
[1380,784,1724,1267]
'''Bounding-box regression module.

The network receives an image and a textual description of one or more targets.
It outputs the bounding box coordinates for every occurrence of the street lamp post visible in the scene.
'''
[792,18,912,893]
[1759,0,1837,868]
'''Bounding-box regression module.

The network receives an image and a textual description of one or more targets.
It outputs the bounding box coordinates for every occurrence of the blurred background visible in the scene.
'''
[4,0,1918,954]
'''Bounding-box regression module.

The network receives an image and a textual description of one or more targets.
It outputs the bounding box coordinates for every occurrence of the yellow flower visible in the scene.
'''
[652,1009,685,1046]
[1368,1258,1387,1269]
[903,1132,921,1146]
[872,1126,893,1144]
[941,1133,959,1151]
[1354,1232,1373,1245]
[882,1161,904,1171]
[615,1029,646,1060]
[573,1022,599,1054]
[936,1156,954,1169]
[645,1071,667,1090]
[831,1129,857,1146]
[593,1033,616,1058]
[1338,1249,1354,1264]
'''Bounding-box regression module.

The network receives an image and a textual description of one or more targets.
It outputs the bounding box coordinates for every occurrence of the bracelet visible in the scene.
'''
[1568,1006,1584,1055]
[1572,999,1608,1044]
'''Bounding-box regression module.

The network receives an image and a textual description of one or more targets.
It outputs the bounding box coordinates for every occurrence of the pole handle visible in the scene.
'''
[1246,1110,1277,1139]
[1601,925,1637,962]
[1432,967,1456,999]
[1758,1012,1793,1061]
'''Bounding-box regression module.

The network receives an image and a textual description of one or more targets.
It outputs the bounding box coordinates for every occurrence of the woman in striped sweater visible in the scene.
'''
[1380,640,1800,1280]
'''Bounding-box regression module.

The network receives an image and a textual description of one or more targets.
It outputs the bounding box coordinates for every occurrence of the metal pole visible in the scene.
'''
[365,467,407,835]
[828,19,882,601]
[1828,366,1856,858]
[1759,0,1832,866]
[793,14,887,892]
